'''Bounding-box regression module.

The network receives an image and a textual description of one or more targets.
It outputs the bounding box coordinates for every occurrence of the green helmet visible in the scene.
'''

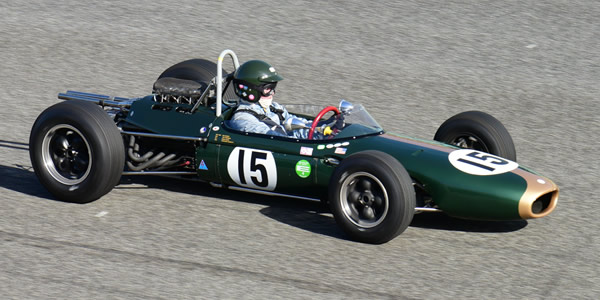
[233,60,283,102]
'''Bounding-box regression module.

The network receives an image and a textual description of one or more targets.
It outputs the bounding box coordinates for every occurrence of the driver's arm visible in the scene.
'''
[231,111,287,136]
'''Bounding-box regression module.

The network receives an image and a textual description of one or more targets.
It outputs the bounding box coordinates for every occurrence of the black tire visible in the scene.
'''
[329,151,416,244]
[434,111,517,161]
[29,100,125,203]
[156,59,236,101]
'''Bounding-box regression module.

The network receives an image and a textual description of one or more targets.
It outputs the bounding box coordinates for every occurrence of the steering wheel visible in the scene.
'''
[308,106,340,139]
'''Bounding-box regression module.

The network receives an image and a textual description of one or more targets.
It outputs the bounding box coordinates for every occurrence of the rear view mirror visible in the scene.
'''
[339,99,354,115]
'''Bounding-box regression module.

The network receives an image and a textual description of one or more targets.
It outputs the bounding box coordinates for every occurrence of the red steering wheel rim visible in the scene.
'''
[308,106,340,139]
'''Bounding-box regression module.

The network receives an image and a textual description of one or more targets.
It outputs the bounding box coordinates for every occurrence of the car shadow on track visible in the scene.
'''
[119,175,349,241]
[0,164,55,200]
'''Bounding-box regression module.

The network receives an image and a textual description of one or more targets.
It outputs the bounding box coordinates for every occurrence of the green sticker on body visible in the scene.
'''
[295,160,311,178]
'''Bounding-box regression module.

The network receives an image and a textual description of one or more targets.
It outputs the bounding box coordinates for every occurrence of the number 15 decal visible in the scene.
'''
[449,149,518,176]
[227,147,277,190]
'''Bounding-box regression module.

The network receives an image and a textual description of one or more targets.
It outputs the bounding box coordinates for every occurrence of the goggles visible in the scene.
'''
[256,82,277,96]
[234,80,278,98]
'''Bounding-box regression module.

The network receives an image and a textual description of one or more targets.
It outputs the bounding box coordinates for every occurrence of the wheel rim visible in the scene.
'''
[41,124,92,185]
[450,134,489,152]
[339,172,389,228]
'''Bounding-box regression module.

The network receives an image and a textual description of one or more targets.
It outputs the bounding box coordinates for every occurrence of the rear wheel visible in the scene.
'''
[29,100,125,203]
[329,151,415,244]
[434,111,516,161]
[156,59,236,101]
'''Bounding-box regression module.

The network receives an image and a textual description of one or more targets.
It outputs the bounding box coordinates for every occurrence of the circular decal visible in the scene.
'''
[295,160,311,178]
[449,149,518,176]
[227,147,277,191]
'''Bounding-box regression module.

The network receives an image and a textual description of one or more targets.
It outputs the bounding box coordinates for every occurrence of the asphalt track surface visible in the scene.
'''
[1,1,598,299]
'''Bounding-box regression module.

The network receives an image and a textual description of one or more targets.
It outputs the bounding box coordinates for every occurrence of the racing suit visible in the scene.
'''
[229,101,310,139]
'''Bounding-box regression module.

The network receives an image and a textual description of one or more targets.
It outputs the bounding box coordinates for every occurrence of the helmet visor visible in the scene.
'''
[257,82,277,96]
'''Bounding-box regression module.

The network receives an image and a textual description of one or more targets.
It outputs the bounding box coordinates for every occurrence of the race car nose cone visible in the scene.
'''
[515,170,559,219]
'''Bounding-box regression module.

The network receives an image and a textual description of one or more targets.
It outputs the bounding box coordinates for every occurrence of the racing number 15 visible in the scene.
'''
[238,149,268,187]
[449,149,518,176]
[227,147,278,191]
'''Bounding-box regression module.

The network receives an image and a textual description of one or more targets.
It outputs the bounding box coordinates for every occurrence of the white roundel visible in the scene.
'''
[449,149,518,176]
[227,147,277,191]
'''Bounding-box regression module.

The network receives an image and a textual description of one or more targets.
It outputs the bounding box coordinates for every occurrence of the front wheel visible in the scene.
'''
[29,100,125,203]
[434,111,517,161]
[329,151,416,244]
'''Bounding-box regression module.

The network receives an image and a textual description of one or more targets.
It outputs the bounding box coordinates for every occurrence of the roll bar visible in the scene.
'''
[216,49,240,117]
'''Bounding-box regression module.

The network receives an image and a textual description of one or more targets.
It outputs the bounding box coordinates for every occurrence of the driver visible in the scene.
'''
[228,60,312,139]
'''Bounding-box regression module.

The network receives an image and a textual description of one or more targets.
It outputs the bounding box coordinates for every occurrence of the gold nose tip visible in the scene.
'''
[518,178,559,219]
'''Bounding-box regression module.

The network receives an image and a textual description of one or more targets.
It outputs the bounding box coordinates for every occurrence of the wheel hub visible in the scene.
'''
[359,191,374,205]
[42,124,92,185]
[339,172,389,228]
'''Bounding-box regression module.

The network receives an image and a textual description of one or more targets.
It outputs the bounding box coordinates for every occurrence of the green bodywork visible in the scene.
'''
[125,96,537,221]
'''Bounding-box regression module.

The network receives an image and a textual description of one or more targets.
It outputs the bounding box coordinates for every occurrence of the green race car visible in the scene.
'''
[29,50,558,244]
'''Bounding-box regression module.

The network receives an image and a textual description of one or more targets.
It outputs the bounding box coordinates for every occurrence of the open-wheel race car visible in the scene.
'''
[29,50,558,244]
